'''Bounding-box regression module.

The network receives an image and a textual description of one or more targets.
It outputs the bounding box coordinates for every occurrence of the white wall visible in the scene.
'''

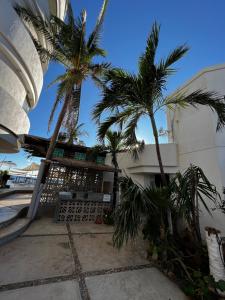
[106,143,178,187]
[167,64,225,235]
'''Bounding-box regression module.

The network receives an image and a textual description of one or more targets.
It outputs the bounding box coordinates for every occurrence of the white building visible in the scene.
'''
[0,0,67,153]
[106,63,225,234]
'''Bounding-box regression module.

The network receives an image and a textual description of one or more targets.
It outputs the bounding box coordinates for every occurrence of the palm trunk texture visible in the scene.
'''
[150,114,173,235]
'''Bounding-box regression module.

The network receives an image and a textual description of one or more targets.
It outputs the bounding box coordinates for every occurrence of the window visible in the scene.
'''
[74,152,86,161]
[53,148,64,157]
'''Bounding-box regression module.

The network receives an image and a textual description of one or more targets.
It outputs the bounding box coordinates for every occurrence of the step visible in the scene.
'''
[0,188,33,199]
[0,204,29,229]
[0,218,30,246]
[0,208,18,229]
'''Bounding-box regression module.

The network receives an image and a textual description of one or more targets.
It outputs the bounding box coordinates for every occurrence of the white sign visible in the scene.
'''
[103,194,111,202]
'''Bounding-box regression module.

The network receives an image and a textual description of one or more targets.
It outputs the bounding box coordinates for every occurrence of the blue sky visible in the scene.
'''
[2,0,225,168]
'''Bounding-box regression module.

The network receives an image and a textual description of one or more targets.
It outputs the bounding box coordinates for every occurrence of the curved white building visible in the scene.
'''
[0,0,67,153]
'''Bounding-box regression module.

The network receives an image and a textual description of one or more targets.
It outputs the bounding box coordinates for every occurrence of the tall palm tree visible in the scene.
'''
[93,22,225,188]
[16,0,109,161]
[93,22,225,232]
[104,130,126,207]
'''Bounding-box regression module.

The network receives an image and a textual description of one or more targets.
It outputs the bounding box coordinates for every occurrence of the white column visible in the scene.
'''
[205,227,225,283]
[27,160,46,219]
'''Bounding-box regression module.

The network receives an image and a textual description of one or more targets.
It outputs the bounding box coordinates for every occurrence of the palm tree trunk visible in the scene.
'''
[194,181,202,243]
[150,114,173,235]
[112,153,119,209]
[113,169,119,208]
[67,85,82,144]
[46,92,72,160]
[150,115,167,185]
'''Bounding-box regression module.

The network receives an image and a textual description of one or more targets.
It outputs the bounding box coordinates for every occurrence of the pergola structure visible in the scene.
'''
[22,135,117,223]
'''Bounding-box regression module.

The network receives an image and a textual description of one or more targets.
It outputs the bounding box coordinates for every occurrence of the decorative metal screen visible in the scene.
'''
[55,200,111,223]
[40,162,104,206]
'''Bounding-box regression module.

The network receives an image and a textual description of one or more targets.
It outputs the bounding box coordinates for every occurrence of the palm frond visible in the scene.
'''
[66,2,75,29]
[47,74,68,89]
[161,45,189,69]
[170,164,220,223]
[113,177,145,248]
[87,0,108,50]
[164,90,225,130]
[15,5,72,66]
[123,113,145,159]
[92,68,141,122]
[143,21,160,64]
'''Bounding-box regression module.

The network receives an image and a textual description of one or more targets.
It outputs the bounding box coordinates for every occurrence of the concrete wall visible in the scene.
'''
[0,0,67,153]
[167,64,225,234]
[105,143,178,187]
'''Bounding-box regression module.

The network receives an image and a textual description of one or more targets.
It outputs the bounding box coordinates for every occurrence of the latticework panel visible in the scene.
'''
[55,200,112,223]
[40,162,103,206]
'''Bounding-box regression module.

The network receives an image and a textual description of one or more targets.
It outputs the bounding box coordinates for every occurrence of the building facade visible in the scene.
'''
[106,63,225,234]
[0,0,67,153]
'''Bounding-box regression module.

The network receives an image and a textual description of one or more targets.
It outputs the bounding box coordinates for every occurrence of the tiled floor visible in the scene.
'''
[0,218,188,300]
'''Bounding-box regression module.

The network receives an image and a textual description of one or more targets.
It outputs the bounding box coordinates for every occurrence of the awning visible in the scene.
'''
[53,157,118,172]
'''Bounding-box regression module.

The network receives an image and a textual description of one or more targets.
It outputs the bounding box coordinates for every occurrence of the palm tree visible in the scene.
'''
[91,130,144,208]
[92,130,139,207]
[58,123,88,145]
[93,22,225,188]
[113,165,219,248]
[104,130,126,208]
[170,165,220,243]
[93,22,225,233]
[16,0,109,161]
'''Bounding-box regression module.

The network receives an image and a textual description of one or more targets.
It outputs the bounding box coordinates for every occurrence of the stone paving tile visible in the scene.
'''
[0,280,81,300]
[70,223,114,234]
[22,218,67,235]
[73,233,148,272]
[86,268,188,300]
[0,236,75,285]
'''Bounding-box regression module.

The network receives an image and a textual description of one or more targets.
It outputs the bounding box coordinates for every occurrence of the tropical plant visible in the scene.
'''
[113,166,223,299]
[93,22,225,233]
[113,165,219,248]
[104,130,125,208]
[92,130,144,208]
[170,165,220,243]
[113,176,146,248]
[16,0,109,161]
[58,123,88,145]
